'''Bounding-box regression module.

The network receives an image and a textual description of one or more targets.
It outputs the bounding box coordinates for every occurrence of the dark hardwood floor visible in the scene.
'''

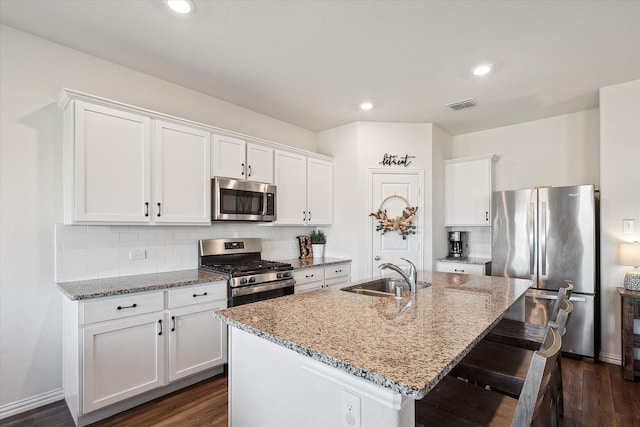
[2,358,638,427]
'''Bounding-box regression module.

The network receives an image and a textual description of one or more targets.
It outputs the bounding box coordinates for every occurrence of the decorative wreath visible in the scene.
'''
[369,195,418,240]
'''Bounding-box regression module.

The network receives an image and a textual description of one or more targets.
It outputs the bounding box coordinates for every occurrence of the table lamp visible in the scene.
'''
[620,241,640,291]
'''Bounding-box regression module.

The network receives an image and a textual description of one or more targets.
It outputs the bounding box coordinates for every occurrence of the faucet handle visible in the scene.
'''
[400,258,416,271]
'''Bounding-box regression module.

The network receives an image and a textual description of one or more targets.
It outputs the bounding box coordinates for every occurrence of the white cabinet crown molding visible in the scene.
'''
[57,88,333,162]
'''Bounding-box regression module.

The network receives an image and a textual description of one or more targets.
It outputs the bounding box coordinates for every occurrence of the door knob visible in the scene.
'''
[374,256,381,261]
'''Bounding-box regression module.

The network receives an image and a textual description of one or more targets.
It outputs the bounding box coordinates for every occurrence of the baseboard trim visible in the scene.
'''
[0,388,64,420]
[599,352,622,365]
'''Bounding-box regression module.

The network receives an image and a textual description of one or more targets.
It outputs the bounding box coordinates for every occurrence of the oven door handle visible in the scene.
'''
[231,278,296,297]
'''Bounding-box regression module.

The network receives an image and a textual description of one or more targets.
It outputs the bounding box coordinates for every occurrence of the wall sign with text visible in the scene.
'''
[379,153,416,167]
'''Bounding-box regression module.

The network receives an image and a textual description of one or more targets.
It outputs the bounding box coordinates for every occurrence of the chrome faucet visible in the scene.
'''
[378,258,418,293]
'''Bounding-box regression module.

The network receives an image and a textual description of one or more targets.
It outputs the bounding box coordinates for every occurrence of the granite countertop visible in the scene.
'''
[437,256,492,265]
[58,269,228,300]
[278,257,352,270]
[213,270,531,399]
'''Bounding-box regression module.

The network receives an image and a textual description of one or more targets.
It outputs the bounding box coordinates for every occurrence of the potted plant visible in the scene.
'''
[310,229,326,258]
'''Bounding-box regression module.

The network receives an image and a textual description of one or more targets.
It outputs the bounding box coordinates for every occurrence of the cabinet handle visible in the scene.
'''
[303,211,306,221]
[335,269,342,273]
[193,292,208,298]
[158,319,163,336]
[248,165,252,177]
[241,163,245,176]
[144,203,149,217]
[157,203,162,217]
[486,211,489,221]
[454,269,465,273]
[171,316,176,332]
[308,211,311,221]
[306,274,314,278]
[117,303,137,310]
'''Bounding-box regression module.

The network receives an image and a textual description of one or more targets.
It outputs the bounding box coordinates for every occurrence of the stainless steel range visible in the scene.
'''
[198,238,295,307]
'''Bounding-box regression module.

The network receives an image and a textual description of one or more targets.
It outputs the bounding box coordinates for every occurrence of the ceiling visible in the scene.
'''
[1,0,639,135]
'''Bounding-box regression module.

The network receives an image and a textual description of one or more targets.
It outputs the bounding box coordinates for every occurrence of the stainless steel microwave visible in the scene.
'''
[212,178,276,222]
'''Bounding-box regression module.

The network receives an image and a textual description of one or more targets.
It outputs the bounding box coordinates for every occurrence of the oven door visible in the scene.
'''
[212,178,276,222]
[228,278,295,307]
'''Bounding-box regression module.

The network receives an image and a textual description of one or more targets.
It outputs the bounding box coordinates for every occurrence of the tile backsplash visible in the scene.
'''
[55,223,312,282]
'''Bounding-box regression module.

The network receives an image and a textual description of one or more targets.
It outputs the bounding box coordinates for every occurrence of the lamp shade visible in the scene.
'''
[620,241,640,267]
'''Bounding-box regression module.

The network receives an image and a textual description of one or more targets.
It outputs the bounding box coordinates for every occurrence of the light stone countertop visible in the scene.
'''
[279,257,351,270]
[213,270,532,399]
[58,269,228,300]
[436,256,492,265]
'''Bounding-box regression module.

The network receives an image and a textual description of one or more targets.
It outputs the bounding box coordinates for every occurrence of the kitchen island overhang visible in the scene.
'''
[214,271,532,426]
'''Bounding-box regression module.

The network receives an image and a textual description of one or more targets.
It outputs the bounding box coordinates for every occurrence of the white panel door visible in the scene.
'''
[82,312,166,413]
[212,134,246,179]
[370,171,422,278]
[246,143,274,183]
[168,302,227,382]
[274,150,307,225]
[154,121,211,224]
[306,157,333,225]
[74,101,151,222]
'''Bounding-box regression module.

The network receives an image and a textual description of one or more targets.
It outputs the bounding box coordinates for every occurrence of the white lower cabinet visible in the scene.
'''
[82,312,166,413]
[63,281,227,426]
[294,262,351,293]
[435,261,490,276]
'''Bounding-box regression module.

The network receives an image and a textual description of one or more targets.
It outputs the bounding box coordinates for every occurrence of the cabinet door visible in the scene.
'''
[72,101,151,223]
[306,157,333,225]
[274,150,307,225]
[168,301,227,382]
[246,143,274,184]
[154,121,211,224]
[212,134,246,179]
[444,157,492,226]
[82,313,165,413]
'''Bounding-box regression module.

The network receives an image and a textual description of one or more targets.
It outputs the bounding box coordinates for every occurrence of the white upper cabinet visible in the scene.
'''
[306,157,333,225]
[154,120,211,224]
[66,101,152,223]
[444,154,495,227]
[62,96,211,225]
[212,134,273,183]
[274,150,333,226]
[274,150,307,224]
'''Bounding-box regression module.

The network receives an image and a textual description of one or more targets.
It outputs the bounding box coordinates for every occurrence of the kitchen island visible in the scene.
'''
[213,270,531,426]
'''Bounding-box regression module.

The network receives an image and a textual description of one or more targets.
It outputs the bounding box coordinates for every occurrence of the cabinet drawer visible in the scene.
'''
[167,282,227,308]
[436,261,488,276]
[82,292,165,324]
[294,267,324,285]
[324,264,351,280]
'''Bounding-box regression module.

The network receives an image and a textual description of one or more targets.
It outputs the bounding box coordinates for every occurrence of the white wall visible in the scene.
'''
[599,79,640,363]
[452,109,600,191]
[0,24,318,416]
[319,122,442,280]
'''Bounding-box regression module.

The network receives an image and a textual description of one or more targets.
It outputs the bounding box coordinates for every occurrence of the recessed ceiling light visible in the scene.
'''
[472,64,492,76]
[167,0,194,14]
[359,101,374,111]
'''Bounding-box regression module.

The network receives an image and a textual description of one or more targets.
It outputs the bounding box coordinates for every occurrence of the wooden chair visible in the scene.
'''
[485,280,573,351]
[449,297,573,426]
[415,323,562,427]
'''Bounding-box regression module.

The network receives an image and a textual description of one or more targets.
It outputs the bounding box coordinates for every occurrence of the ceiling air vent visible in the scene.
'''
[445,98,477,111]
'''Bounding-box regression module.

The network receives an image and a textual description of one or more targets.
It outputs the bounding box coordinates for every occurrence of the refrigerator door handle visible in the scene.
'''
[529,202,535,275]
[540,201,547,276]
[532,294,588,303]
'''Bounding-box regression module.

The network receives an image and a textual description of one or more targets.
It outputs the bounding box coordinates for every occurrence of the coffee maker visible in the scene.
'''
[448,231,468,258]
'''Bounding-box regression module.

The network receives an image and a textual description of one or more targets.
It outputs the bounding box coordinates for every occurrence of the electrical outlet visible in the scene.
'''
[130,249,146,261]
[340,389,361,427]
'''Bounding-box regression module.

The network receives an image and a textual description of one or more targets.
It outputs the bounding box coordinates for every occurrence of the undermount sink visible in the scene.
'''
[341,277,431,297]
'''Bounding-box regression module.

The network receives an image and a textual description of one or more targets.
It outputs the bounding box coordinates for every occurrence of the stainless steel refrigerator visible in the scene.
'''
[491,185,599,359]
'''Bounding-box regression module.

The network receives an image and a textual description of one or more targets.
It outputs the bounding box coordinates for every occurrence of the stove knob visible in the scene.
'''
[240,278,248,285]
[249,277,256,283]
[277,272,284,279]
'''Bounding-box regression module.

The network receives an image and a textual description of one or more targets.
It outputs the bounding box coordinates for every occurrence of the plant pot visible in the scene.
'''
[311,244,325,258]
